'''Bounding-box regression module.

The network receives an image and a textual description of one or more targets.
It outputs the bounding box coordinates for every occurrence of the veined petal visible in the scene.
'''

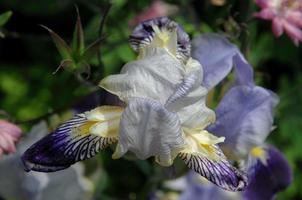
[100,47,185,104]
[129,17,191,63]
[21,106,123,172]
[113,98,186,166]
[243,146,292,200]
[165,58,215,129]
[179,130,247,191]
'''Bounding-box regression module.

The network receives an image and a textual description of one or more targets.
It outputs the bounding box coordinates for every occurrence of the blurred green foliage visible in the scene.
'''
[0,0,301,199]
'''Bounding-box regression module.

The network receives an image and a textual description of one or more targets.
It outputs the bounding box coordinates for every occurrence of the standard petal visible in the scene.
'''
[21,106,122,172]
[207,86,279,157]
[179,131,247,191]
[100,47,185,104]
[192,34,253,89]
[165,58,215,129]
[129,17,191,62]
[113,98,185,166]
[243,146,292,200]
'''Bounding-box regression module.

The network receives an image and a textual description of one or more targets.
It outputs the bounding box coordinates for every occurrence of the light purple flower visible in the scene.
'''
[191,33,292,198]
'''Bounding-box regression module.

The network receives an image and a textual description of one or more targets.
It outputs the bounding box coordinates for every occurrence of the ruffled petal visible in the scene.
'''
[113,98,185,166]
[192,34,254,90]
[207,86,279,157]
[243,146,292,200]
[100,47,185,104]
[21,106,123,172]
[179,130,247,191]
[165,58,215,129]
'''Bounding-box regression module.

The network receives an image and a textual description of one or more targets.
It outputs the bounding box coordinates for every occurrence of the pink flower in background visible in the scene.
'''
[129,0,178,26]
[0,120,22,157]
[254,0,302,45]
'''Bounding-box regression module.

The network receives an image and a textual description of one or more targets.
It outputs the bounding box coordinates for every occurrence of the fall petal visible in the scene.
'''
[21,106,122,172]
[179,131,247,191]
[243,146,292,200]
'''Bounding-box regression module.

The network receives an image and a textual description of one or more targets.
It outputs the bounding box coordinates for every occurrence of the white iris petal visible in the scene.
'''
[113,98,185,166]
[167,58,216,129]
[100,47,185,104]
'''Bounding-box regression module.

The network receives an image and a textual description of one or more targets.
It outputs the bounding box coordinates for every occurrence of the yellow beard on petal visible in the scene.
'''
[250,146,268,165]
[75,121,99,135]
[72,106,124,140]
[181,129,225,161]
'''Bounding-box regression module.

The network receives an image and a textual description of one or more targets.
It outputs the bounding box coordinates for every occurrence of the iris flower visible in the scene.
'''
[22,17,246,191]
[187,33,292,199]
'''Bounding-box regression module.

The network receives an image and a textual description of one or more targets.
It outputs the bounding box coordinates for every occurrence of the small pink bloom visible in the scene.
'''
[254,0,302,46]
[0,120,22,157]
[129,0,178,26]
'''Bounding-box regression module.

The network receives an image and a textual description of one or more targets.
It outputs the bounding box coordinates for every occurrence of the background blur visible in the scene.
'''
[0,0,301,199]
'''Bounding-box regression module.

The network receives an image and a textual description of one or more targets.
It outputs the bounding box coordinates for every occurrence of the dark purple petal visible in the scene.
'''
[129,17,191,60]
[192,33,254,89]
[21,115,116,172]
[207,86,279,156]
[179,145,247,191]
[243,146,292,200]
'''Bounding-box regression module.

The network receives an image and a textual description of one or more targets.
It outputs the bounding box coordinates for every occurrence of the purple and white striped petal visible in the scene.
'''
[21,107,122,172]
[179,144,247,191]
[129,17,191,62]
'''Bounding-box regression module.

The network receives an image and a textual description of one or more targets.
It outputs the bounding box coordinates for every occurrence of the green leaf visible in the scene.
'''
[40,25,72,60]
[0,11,13,27]
[72,7,85,56]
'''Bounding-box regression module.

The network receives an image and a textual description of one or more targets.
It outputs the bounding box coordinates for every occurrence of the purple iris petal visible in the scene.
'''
[207,85,279,156]
[179,171,237,200]
[243,146,292,200]
[192,34,253,89]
